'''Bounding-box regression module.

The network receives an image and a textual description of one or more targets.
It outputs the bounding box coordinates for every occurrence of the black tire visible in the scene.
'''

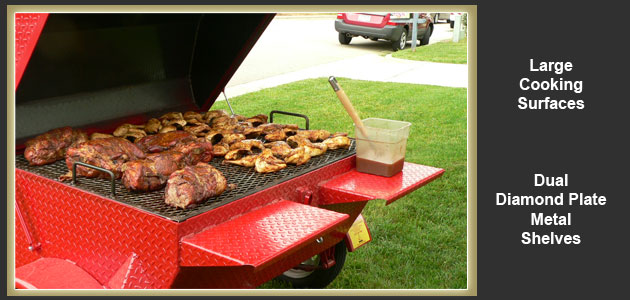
[369,37,379,41]
[450,20,454,29]
[391,29,408,51]
[338,33,352,45]
[277,241,347,289]
[420,25,432,46]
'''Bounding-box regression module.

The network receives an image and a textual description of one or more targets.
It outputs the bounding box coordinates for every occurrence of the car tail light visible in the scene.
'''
[386,21,397,26]
[337,13,345,19]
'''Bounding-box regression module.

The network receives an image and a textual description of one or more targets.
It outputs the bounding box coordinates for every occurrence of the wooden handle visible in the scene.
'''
[329,77,370,138]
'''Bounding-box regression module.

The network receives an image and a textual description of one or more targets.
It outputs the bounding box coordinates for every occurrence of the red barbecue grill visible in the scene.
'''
[13,13,444,289]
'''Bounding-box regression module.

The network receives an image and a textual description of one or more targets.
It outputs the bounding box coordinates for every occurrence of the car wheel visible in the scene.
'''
[420,26,432,45]
[276,241,347,289]
[450,20,454,29]
[391,29,407,51]
[369,37,378,41]
[338,33,352,45]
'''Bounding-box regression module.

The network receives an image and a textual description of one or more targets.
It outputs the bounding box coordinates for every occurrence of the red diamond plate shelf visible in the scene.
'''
[179,200,349,270]
[319,162,445,205]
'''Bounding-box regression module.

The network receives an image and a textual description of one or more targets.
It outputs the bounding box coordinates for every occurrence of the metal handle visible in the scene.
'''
[269,110,310,130]
[72,161,116,197]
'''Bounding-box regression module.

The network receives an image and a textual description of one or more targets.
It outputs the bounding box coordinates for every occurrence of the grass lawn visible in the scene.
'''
[392,38,467,64]
[212,78,467,289]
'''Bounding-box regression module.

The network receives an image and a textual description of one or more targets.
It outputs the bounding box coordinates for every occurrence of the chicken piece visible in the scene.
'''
[210,115,239,129]
[183,111,205,124]
[255,148,287,173]
[159,125,177,133]
[113,124,147,142]
[160,112,187,128]
[245,114,268,127]
[258,123,299,134]
[165,163,230,209]
[284,146,311,166]
[62,137,146,180]
[243,126,263,139]
[286,135,328,157]
[135,131,196,153]
[205,131,224,145]
[264,129,287,142]
[332,132,348,137]
[233,114,248,121]
[90,133,113,140]
[121,151,186,192]
[224,153,259,167]
[121,139,213,192]
[145,118,162,134]
[202,109,228,124]
[24,127,88,166]
[184,123,212,137]
[230,139,264,152]
[323,136,351,150]
[224,148,252,161]
[264,141,293,158]
[221,133,246,145]
[295,130,331,142]
[211,143,230,157]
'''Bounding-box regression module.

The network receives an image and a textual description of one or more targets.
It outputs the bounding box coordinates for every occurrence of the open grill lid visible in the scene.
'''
[15,13,274,146]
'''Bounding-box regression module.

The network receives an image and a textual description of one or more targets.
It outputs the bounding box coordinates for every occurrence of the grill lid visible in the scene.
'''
[15,13,274,145]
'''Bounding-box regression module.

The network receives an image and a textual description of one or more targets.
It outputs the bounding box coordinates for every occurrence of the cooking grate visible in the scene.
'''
[15,140,355,222]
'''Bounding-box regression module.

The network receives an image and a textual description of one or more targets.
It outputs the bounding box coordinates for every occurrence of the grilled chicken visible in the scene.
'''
[165,163,230,209]
[224,153,259,167]
[90,132,114,140]
[183,123,212,137]
[144,118,162,134]
[284,146,311,165]
[121,139,213,192]
[203,109,229,124]
[62,137,146,180]
[230,139,264,152]
[24,127,89,166]
[245,114,268,127]
[255,148,287,173]
[113,124,147,142]
[323,135,351,150]
[135,131,196,153]
[264,141,292,158]
[286,136,328,157]
[211,143,230,157]
[295,129,331,142]
[224,148,251,161]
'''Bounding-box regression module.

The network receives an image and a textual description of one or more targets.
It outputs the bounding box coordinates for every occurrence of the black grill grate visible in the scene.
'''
[15,140,355,222]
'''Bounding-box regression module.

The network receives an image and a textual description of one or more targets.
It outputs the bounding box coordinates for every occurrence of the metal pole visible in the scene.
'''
[411,13,418,52]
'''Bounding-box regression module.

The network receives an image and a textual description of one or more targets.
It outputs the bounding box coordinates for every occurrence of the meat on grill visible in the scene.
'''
[165,163,230,209]
[121,151,186,191]
[24,127,89,166]
[121,139,213,191]
[62,137,146,180]
[135,131,196,153]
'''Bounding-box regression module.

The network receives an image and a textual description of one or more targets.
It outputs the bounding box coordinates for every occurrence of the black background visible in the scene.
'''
[3,0,630,298]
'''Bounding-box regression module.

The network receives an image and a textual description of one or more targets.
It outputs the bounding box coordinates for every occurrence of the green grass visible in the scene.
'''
[212,78,467,289]
[392,38,467,64]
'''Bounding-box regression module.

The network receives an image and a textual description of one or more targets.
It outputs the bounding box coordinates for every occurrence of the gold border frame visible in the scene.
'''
[6,5,477,296]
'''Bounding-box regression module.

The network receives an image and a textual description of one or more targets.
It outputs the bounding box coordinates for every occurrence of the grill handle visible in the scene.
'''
[72,162,116,197]
[269,110,310,130]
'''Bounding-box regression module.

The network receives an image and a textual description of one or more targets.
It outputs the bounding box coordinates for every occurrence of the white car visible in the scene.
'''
[430,13,450,23]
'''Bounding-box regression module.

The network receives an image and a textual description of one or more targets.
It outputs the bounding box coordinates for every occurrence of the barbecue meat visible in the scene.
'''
[224,153,259,167]
[264,141,292,158]
[295,130,331,142]
[287,136,328,157]
[171,138,214,164]
[230,139,264,152]
[121,139,213,191]
[24,127,88,166]
[284,146,310,165]
[255,149,287,173]
[63,137,146,180]
[165,163,229,209]
[323,136,351,150]
[245,114,268,127]
[135,131,196,153]
[121,151,186,191]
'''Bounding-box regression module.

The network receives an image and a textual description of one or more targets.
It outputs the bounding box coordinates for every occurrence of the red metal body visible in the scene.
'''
[13,13,445,289]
